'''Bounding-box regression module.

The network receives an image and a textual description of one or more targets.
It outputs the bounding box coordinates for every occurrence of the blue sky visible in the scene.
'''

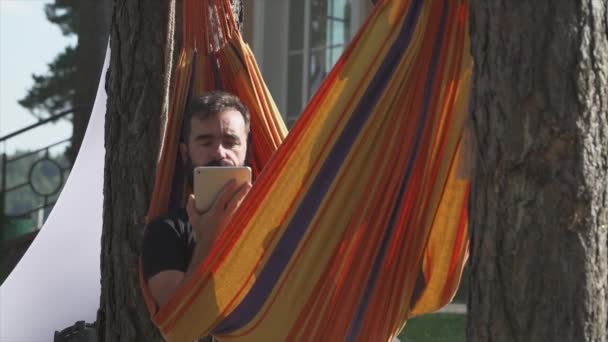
[0,0,76,155]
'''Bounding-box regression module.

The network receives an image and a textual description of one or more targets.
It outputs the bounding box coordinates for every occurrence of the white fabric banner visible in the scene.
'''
[0,47,108,342]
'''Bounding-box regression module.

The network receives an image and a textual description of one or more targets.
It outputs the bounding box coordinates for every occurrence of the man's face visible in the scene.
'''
[181,109,248,168]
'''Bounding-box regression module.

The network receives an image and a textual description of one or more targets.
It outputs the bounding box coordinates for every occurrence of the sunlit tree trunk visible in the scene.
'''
[468,1,608,341]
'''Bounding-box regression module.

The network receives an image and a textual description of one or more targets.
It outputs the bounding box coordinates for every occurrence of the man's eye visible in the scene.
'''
[201,140,213,147]
[224,140,238,148]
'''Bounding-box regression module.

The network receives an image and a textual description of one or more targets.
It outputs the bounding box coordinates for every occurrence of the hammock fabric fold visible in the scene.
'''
[141,0,472,340]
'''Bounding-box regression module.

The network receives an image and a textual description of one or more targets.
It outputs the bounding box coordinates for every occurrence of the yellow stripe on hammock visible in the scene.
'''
[142,0,472,341]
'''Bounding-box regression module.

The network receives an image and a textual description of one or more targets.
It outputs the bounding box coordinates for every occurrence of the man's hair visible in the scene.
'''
[182,91,251,141]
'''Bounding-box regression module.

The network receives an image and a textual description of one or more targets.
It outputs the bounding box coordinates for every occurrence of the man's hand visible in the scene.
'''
[148,180,251,308]
[186,179,252,247]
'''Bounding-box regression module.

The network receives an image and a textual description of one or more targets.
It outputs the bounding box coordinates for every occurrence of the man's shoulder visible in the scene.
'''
[145,209,190,237]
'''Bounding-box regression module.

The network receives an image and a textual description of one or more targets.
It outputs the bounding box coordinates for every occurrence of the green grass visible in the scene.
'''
[398,314,465,342]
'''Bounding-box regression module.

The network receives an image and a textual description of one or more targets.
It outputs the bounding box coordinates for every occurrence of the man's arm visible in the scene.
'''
[147,224,215,307]
[147,180,251,307]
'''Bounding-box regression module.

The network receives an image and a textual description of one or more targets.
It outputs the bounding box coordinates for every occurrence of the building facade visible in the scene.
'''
[243,0,374,126]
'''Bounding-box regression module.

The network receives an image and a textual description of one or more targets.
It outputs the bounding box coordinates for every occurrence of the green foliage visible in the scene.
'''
[2,150,70,218]
[0,149,68,286]
[399,314,466,342]
[0,189,7,232]
[18,47,76,118]
[19,1,77,119]
[44,0,77,36]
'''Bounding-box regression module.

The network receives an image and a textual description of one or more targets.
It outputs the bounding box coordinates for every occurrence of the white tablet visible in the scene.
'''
[193,166,252,212]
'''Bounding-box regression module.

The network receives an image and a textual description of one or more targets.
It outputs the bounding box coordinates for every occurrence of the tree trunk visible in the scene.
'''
[98,1,243,341]
[467,1,608,341]
[97,0,172,340]
[69,1,113,163]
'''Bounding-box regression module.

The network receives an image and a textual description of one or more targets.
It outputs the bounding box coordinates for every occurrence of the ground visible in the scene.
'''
[399,311,466,342]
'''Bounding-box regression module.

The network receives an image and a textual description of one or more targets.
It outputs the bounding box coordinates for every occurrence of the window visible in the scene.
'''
[286,0,352,126]
[250,0,370,126]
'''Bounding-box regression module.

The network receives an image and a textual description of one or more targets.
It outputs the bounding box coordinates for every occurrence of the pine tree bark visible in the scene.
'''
[97,0,172,340]
[467,1,608,341]
[99,1,243,341]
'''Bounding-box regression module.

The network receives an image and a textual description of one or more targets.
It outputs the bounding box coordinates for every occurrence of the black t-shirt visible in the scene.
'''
[142,211,219,342]
[141,209,196,281]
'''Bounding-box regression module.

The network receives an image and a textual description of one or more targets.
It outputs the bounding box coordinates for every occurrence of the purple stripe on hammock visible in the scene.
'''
[212,0,424,334]
[346,2,449,339]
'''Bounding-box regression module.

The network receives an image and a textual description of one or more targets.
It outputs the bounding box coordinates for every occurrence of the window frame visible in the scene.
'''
[250,0,372,124]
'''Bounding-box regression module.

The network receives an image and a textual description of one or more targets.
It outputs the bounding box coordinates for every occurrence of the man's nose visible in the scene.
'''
[212,143,228,158]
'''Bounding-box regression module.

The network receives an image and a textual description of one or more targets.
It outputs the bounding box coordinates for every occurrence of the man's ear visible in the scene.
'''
[179,142,188,165]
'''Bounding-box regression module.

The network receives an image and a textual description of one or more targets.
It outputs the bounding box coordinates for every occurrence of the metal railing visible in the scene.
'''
[0,108,81,238]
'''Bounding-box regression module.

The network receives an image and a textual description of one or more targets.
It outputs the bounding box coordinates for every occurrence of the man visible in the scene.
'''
[141,91,252,308]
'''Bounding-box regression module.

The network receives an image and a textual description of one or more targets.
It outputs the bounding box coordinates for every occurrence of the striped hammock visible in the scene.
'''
[141,0,472,340]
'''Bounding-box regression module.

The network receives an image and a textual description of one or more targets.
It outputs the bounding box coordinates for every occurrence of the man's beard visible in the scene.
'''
[205,159,237,167]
